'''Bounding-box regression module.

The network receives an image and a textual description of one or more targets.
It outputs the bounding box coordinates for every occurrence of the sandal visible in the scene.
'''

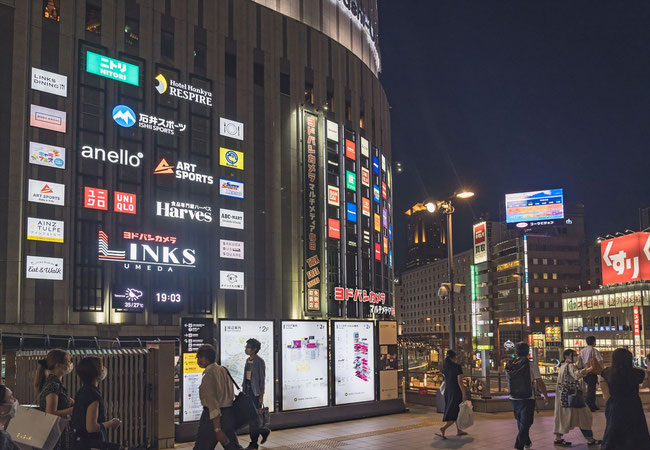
[435,428,447,440]
[587,440,602,446]
[554,439,572,447]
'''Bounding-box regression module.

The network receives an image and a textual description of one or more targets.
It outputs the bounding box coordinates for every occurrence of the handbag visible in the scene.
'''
[586,357,603,375]
[224,368,260,429]
[6,406,68,450]
[563,366,586,408]
[259,404,271,427]
[456,400,474,430]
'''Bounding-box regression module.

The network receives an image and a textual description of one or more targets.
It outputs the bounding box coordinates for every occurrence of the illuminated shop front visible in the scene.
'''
[562,283,650,359]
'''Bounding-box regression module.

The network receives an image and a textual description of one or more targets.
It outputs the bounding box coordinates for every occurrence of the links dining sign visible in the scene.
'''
[304,111,322,314]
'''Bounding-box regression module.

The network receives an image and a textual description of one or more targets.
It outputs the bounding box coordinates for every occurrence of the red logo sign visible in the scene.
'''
[328,218,341,240]
[361,197,371,217]
[345,139,356,160]
[474,223,486,244]
[601,232,650,285]
[633,306,640,336]
[153,158,174,174]
[375,242,381,261]
[327,185,339,206]
[41,184,54,194]
[382,182,387,200]
[84,187,108,210]
[114,191,136,214]
[361,167,370,186]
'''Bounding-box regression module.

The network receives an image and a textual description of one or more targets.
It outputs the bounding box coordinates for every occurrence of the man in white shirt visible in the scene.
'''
[194,344,242,450]
[578,336,603,411]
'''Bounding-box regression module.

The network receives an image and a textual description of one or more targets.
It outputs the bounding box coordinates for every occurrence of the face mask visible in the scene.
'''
[1,399,18,419]
[100,367,107,381]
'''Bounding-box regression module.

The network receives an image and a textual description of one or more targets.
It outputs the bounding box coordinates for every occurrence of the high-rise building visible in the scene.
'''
[396,250,474,347]
[404,203,446,268]
[0,0,393,340]
[640,206,650,231]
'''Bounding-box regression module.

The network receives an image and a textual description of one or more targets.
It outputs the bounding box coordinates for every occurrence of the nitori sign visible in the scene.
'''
[86,51,139,86]
[601,232,650,285]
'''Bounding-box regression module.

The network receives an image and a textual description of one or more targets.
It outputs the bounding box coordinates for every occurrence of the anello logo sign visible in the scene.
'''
[220,118,244,141]
[156,201,212,223]
[81,145,143,167]
[31,68,67,97]
[98,230,196,272]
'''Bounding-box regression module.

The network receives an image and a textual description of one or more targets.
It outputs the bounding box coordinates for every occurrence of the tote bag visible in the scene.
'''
[7,406,68,450]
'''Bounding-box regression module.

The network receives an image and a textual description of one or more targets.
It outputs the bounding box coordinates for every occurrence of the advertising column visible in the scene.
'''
[303,111,323,315]
[378,321,398,400]
[334,321,376,405]
[180,318,215,422]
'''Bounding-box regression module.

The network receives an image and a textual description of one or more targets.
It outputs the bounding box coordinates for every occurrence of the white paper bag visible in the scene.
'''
[457,400,474,430]
[7,406,68,450]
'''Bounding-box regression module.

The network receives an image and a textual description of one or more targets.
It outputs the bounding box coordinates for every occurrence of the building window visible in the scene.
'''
[161,28,174,58]
[125,17,139,46]
[544,317,550,323]
[254,63,264,87]
[533,258,538,265]
[304,80,314,104]
[85,2,101,34]
[543,273,548,279]
[533,273,539,280]
[43,0,60,22]
[327,89,335,112]
[194,43,207,69]
[535,317,541,323]
[543,258,548,265]
[534,287,539,293]
[554,317,560,323]
[543,287,549,294]
[552,273,558,280]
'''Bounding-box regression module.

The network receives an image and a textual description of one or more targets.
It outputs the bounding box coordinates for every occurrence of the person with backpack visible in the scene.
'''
[577,336,603,411]
[553,349,601,447]
[506,342,549,450]
[194,344,242,450]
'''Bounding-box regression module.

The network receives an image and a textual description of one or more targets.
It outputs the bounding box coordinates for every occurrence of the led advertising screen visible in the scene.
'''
[334,321,375,405]
[281,321,329,411]
[505,189,564,225]
[219,320,275,412]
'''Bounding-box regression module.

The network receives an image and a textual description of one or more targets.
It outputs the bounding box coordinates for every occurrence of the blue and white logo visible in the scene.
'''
[112,105,137,128]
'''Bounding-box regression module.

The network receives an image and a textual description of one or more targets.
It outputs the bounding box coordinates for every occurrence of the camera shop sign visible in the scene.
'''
[303,111,322,313]
[334,287,394,315]
[98,230,196,272]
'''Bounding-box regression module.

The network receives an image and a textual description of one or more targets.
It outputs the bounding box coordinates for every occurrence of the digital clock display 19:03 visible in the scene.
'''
[155,292,182,303]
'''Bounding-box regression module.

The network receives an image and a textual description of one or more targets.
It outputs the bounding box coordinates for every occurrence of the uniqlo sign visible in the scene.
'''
[345,139,356,160]
[601,232,650,285]
[114,191,136,214]
[84,187,108,210]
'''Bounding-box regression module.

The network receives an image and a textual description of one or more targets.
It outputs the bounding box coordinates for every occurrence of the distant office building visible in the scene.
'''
[640,206,650,231]
[404,203,446,268]
[396,249,473,347]
[582,240,603,288]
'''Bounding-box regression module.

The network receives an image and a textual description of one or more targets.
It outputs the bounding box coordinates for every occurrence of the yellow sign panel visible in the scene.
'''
[374,213,380,232]
[496,260,519,272]
[183,353,203,374]
[220,147,244,170]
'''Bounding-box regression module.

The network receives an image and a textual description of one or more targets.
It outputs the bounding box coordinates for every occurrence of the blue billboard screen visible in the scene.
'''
[505,189,564,224]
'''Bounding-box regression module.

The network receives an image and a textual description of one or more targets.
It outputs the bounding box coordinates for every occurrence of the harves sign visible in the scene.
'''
[98,230,196,272]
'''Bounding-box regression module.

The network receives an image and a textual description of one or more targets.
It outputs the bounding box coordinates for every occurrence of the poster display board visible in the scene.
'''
[281,321,329,411]
[180,318,214,422]
[378,321,398,401]
[219,320,275,412]
[333,321,375,405]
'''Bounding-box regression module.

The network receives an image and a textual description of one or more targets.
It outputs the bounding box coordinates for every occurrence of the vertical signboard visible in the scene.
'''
[303,111,321,314]
[633,305,642,357]
[281,321,329,411]
[378,321,398,400]
[473,221,488,264]
[180,318,215,422]
[219,320,275,412]
[334,321,376,405]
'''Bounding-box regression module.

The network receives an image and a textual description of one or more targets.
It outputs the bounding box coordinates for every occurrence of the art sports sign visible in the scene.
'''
[601,232,650,285]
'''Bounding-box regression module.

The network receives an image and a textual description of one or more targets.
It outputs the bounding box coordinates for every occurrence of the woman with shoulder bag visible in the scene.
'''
[435,350,469,440]
[553,349,601,447]
[35,349,75,450]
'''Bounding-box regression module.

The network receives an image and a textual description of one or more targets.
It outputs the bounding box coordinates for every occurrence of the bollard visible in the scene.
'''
[481,349,492,399]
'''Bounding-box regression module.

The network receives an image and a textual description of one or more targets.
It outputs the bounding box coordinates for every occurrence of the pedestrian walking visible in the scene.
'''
[599,348,650,449]
[577,336,603,411]
[435,350,469,439]
[506,342,549,450]
[553,349,601,447]
[0,385,20,450]
[70,357,121,449]
[35,349,75,450]
[242,339,270,450]
[194,344,242,450]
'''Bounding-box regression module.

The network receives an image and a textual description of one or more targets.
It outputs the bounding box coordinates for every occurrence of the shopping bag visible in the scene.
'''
[259,405,271,427]
[456,400,474,430]
[6,406,68,450]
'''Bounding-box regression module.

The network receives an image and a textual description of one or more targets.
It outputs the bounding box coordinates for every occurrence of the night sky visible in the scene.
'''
[378,1,650,270]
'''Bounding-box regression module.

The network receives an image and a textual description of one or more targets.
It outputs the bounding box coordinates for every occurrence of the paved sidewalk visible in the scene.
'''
[176,404,650,449]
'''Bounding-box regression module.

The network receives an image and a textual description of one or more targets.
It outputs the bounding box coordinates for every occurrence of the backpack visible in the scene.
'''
[506,357,532,399]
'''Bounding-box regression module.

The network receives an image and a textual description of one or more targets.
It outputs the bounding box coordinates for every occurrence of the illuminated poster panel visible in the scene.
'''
[219,320,275,412]
[281,321,329,411]
[334,321,375,405]
[303,111,322,313]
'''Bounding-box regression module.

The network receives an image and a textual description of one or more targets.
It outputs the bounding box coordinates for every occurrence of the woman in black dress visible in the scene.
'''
[436,350,469,439]
[35,349,75,450]
[599,348,650,449]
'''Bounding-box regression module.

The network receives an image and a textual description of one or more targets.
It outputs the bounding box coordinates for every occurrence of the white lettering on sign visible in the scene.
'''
[156,201,212,223]
[80,145,143,167]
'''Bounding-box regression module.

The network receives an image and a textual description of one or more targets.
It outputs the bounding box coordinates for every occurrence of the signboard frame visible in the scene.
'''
[332,320,376,406]
[180,317,215,423]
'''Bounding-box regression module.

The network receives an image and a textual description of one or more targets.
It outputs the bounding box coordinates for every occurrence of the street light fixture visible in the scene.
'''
[424,189,475,351]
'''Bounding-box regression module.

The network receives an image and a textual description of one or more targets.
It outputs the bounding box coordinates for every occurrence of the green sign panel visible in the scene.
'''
[86,51,139,86]
[346,170,356,191]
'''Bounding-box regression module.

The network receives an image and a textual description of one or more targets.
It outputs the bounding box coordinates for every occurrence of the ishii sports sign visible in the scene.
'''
[98,230,196,272]
[601,232,650,285]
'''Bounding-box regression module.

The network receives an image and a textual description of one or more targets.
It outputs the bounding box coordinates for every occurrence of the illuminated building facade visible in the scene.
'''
[0,0,393,340]
[404,202,446,269]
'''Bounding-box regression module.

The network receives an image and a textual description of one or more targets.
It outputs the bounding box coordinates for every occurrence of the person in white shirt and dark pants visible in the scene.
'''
[578,336,603,412]
[194,344,242,450]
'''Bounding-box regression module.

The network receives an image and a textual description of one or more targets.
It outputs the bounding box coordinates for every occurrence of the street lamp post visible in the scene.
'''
[425,190,474,352]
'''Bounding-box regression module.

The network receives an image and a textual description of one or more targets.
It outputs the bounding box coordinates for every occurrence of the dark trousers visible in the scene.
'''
[511,399,536,449]
[584,373,598,409]
[243,381,269,447]
[194,407,240,450]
